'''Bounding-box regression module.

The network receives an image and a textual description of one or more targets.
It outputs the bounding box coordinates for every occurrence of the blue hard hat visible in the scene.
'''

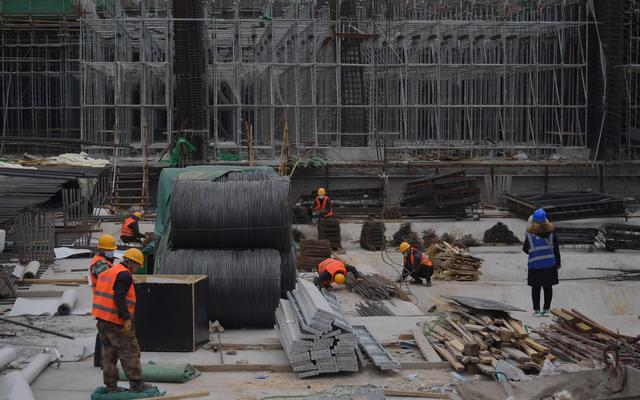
[532,208,547,223]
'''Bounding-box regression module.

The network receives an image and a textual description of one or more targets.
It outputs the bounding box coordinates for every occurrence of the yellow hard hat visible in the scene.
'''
[123,248,144,265]
[399,242,411,254]
[97,234,117,251]
[133,211,143,219]
[334,273,346,285]
[317,188,326,196]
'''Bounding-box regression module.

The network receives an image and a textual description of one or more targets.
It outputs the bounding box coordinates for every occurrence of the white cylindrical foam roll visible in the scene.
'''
[23,261,40,279]
[21,352,58,384]
[56,289,78,315]
[0,347,18,369]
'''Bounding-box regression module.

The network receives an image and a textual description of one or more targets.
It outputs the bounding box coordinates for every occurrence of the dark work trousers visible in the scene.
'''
[94,332,102,367]
[531,286,553,311]
[403,266,434,283]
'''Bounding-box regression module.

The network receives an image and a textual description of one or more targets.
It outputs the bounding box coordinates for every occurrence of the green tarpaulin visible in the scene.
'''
[118,362,201,383]
[90,386,164,400]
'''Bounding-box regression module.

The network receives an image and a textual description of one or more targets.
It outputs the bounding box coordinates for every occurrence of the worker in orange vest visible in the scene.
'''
[312,188,333,221]
[120,211,145,244]
[92,248,155,394]
[314,257,359,288]
[398,241,433,286]
[90,234,116,368]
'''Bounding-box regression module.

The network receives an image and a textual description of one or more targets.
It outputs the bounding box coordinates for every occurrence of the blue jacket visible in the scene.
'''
[526,232,557,270]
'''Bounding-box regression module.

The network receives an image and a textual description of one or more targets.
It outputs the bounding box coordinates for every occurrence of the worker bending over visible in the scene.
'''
[398,241,433,286]
[121,211,145,244]
[92,248,155,394]
[90,234,117,368]
[312,188,333,221]
[314,257,359,288]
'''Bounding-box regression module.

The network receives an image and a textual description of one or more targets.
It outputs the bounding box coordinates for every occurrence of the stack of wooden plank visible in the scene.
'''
[429,242,483,281]
[296,239,331,271]
[534,308,640,368]
[414,298,552,375]
[318,218,341,250]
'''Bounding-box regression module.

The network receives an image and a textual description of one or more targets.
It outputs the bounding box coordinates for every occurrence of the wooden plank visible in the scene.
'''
[575,322,593,333]
[518,342,538,358]
[524,338,549,353]
[463,323,487,332]
[144,392,209,400]
[569,308,634,340]
[497,327,513,342]
[411,327,443,363]
[384,389,449,399]
[463,342,480,356]
[21,279,86,285]
[448,339,465,353]
[446,317,475,342]
[506,318,527,338]
[550,308,575,322]
[431,342,465,371]
[500,346,532,362]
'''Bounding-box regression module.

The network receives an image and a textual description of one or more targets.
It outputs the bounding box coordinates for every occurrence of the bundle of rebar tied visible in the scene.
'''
[296,239,331,271]
[318,218,341,250]
[359,220,385,251]
[159,249,281,328]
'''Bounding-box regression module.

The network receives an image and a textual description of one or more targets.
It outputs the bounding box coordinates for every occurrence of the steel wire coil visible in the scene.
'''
[280,248,297,298]
[159,249,281,328]
[171,179,291,251]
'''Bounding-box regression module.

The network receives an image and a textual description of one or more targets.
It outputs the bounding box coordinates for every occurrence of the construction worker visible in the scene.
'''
[90,234,117,368]
[314,257,359,288]
[92,248,155,394]
[121,211,145,244]
[312,188,333,221]
[522,208,560,317]
[398,241,433,286]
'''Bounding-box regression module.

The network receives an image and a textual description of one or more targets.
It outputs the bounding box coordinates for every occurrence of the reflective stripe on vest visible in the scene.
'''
[407,248,432,269]
[89,255,113,288]
[121,217,136,237]
[91,264,136,326]
[527,233,556,270]
[318,258,347,282]
[314,196,333,217]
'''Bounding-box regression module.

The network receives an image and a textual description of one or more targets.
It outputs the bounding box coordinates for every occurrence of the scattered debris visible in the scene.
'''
[534,308,640,368]
[318,218,341,250]
[586,267,640,281]
[422,229,439,247]
[596,223,640,251]
[483,222,521,244]
[429,242,483,281]
[359,219,385,251]
[296,239,331,271]
[346,273,410,301]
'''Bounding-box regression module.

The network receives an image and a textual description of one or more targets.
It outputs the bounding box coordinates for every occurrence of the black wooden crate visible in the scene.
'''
[134,275,209,352]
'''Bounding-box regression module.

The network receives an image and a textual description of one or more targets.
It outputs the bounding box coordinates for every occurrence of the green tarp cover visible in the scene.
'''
[153,165,276,273]
[118,362,201,383]
[91,386,164,400]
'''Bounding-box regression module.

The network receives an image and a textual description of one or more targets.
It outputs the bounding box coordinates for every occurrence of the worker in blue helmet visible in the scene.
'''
[522,208,560,317]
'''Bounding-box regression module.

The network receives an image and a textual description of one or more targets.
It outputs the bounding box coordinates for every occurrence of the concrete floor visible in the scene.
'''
[1,216,639,399]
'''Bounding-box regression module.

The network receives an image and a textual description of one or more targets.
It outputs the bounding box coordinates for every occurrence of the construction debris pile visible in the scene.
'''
[346,273,410,301]
[401,171,480,211]
[423,298,550,375]
[534,309,640,368]
[429,242,483,281]
[504,191,626,221]
[318,218,341,250]
[296,239,331,271]
[359,220,385,251]
[275,278,359,378]
[596,223,640,251]
[482,222,521,244]
[392,223,422,249]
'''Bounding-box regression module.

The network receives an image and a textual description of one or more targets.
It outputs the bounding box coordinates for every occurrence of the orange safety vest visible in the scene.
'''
[121,217,136,237]
[406,248,433,270]
[89,255,113,288]
[318,258,347,285]
[92,264,136,326]
[314,196,333,217]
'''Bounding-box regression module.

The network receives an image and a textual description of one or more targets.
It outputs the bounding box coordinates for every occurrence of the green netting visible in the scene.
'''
[0,0,106,16]
[90,386,164,400]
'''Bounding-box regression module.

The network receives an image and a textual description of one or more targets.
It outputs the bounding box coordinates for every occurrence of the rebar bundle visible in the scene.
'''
[159,249,281,328]
[482,222,521,244]
[355,300,393,317]
[296,239,331,271]
[359,220,386,251]
[318,218,341,250]
[346,273,410,301]
[171,179,291,252]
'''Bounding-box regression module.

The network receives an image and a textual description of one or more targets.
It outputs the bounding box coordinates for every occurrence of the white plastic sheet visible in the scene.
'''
[54,247,93,260]
[8,289,88,316]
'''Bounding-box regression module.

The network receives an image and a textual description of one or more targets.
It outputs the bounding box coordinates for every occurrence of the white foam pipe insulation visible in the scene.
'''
[0,347,18,369]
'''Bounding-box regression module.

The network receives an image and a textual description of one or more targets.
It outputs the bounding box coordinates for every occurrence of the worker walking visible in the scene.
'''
[398,242,433,286]
[92,248,155,393]
[121,211,145,244]
[312,188,333,221]
[314,257,359,289]
[90,234,117,368]
[522,208,560,317]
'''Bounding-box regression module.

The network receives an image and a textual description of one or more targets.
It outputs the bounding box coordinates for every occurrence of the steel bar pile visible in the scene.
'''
[482,222,521,244]
[14,211,55,265]
[296,239,331,271]
[359,220,386,251]
[355,300,393,317]
[595,223,640,251]
[533,308,640,368]
[318,218,341,250]
[276,278,359,378]
[346,273,410,301]
[429,242,483,281]
[555,227,598,248]
[425,298,550,375]
[159,249,281,328]
[587,267,640,281]
[299,187,383,209]
[504,191,626,221]
[401,171,480,210]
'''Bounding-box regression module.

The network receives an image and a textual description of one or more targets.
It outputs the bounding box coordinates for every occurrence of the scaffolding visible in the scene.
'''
[625,0,640,159]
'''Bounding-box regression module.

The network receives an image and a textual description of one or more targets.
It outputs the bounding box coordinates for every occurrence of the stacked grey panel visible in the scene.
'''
[275,278,359,378]
[352,325,400,370]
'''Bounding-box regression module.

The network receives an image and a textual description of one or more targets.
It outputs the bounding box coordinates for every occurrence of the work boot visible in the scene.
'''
[105,386,126,393]
[533,310,542,317]
[425,280,432,287]
[541,309,550,317]
[130,381,156,393]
